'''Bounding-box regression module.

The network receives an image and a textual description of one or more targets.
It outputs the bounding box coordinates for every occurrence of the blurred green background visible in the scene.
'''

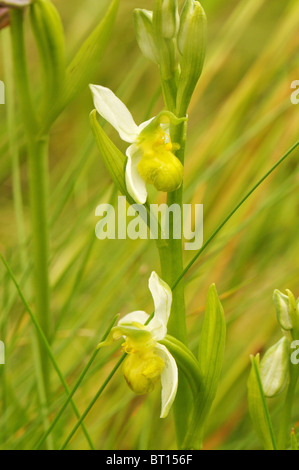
[0,0,298,449]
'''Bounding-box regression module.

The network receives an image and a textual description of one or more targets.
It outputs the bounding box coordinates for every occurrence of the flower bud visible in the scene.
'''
[30,0,65,114]
[152,0,178,80]
[160,0,179,39]
[176,0,207,113]
[134,9,159,64]
[260,337,290,398]
[152,0,179,40]
[273,289,296,331]
[123,350,165,395]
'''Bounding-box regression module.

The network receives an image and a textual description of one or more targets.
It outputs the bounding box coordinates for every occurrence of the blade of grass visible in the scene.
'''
[35,315,119,449]
[60,354,126,450]
[172,139,299,291]
[0,254,95,450]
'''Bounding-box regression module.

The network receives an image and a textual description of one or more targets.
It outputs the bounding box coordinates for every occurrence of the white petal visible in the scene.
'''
[125,144,147,204]
[90,84,140,143]
[147,272,172,340]
[155,344,178,418]
[118,310,149,326]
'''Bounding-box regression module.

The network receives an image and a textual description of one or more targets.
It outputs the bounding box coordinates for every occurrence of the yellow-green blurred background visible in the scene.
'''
[0,0,298,449]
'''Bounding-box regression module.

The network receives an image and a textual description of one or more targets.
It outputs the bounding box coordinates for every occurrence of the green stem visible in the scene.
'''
[10,7,51,442]
[159,122,188,343]
[157,80,191,446]
[27,136,51,340]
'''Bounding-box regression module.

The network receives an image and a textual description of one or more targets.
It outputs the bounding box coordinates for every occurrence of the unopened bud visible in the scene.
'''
[160,0,179,39]
[176,0,207,113]
[273,289,296,331]
[260,337,290,398]
[123,350,165,395]
[152,0,178,80]
[134,9,159,64]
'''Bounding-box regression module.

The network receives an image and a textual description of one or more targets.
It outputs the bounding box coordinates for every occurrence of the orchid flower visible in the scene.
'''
[90,84,184,205]
[98,271,178,418]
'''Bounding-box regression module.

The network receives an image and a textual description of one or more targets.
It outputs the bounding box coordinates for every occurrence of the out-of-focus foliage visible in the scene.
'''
[0,0,298,449]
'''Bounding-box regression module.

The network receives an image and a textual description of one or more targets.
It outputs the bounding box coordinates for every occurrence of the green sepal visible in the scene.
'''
[247,354,277,450]
[90,109,129,199]
[161,334,202,398]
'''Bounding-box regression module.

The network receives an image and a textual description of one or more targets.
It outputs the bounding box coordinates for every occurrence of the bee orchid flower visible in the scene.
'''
[90,84,184,205]
[98,271,178,418]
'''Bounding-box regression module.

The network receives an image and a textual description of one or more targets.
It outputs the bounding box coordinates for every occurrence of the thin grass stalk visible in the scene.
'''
[9,8,52,448]
[0,254,95,450]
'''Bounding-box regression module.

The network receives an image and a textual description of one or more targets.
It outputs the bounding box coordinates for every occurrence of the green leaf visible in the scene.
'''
[183,284,226,449]
[247,354,277,450]
[197,284,226,391]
